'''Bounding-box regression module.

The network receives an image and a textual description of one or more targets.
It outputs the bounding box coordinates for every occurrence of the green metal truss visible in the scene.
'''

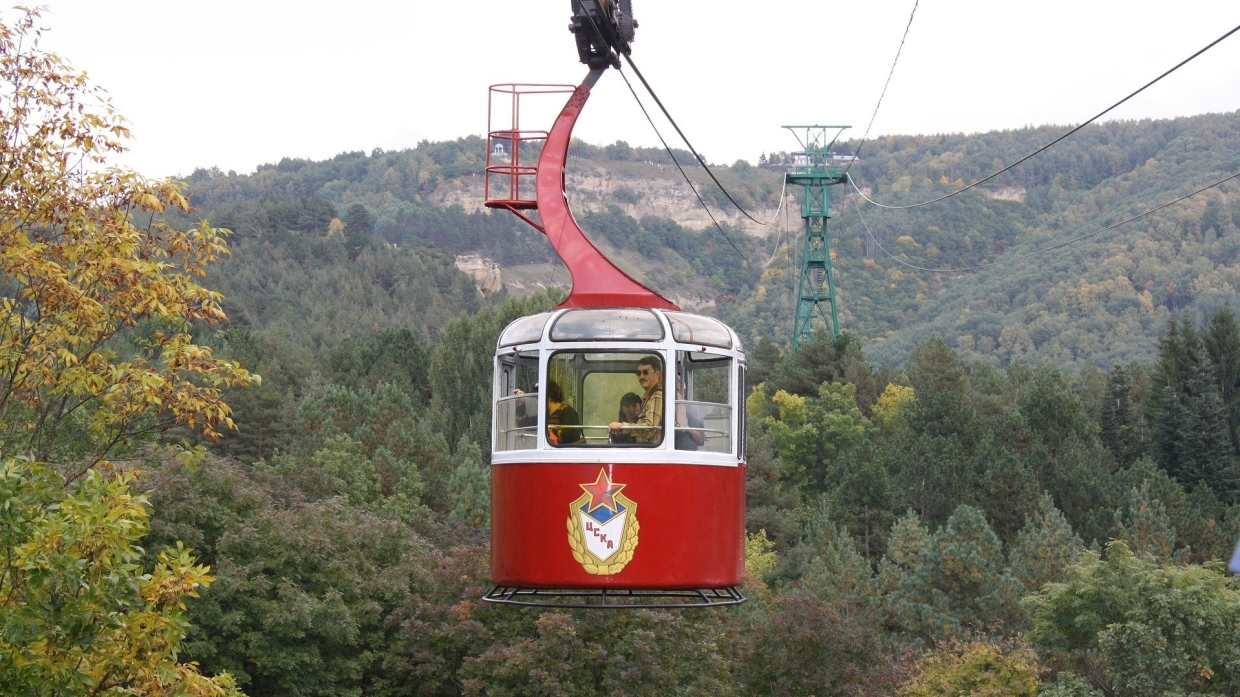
[783,125,850,352]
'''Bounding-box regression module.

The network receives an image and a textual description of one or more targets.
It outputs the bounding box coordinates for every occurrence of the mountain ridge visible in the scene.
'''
[178,110,1240,368]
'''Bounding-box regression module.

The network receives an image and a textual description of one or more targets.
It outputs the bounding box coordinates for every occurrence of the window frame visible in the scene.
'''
[492,308,748,464]
[544,348,669,449]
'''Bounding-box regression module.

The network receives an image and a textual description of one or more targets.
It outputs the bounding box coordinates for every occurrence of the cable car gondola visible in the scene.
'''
[481,1,747,608]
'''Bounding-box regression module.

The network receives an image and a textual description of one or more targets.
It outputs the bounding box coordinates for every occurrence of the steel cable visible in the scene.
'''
[846,172,1240,273]
[851,21,1240,210]
[621,52,783,227]
[617,65,752,262]
[840,0,919,179]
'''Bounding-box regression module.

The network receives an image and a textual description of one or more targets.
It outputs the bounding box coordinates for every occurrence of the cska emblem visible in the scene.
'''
[567,468,640,575]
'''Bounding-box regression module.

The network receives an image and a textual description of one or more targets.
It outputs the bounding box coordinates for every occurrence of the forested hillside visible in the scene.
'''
[178,110,1240,370]
[9,10,1240,693]
[826,112,1240,368]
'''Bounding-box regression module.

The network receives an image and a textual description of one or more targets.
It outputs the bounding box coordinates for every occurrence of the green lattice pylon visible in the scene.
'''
[784,125,850,352]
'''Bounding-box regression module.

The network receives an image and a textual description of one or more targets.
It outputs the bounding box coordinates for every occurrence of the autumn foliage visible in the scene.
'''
[0,9,252,476]
[0,8,250,696]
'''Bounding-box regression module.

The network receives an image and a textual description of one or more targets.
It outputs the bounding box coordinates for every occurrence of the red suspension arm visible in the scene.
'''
[536,70,677,310]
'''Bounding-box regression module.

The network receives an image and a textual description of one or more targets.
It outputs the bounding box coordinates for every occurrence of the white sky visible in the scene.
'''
[30,1,1240,179]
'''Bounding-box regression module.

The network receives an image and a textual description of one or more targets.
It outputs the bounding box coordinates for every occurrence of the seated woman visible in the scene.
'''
[545,380,583,445]
[608,354,663,444]
[610,392,643,444]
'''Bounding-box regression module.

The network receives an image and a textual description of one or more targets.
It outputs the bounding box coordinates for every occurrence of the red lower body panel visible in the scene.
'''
[491,462,746,588]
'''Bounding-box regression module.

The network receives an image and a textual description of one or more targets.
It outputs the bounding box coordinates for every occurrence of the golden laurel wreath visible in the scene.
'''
[566,492,640,575]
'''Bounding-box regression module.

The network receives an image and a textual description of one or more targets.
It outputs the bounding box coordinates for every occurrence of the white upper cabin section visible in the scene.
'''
[492,308,747,467]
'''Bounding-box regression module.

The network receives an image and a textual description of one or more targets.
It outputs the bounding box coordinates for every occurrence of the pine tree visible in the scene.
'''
[1100,364,1144,466]
[1150,314,1200,399]
[1180,346,1237,500]
[748,336,782,388]
[448,436,490,528]
[886,505,1023,643]
[1112,482,1178,560]
[830,449,897,559]
[1017,364,1094,459]
[1204,304,1240,455]
[799,514,879,617]
[973,439,1041,542]
[1152,384,1189,480]
[768,329,840,396]
[906,337,976,443]
[1008,495,1083,591]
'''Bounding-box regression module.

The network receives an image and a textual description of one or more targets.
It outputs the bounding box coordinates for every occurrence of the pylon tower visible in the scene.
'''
[784,125,850,352]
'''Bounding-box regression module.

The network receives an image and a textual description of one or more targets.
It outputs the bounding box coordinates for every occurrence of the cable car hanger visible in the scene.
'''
[486,0,675,310]
[481,1,749,609]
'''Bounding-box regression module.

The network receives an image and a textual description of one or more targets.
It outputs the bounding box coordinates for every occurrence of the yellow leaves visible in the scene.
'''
[900,640,1039,697]
[1,459,243,697]
[770,389,807,425]
[896,235,920,251]
[744,529,777,589]
[873,383,914,426]
[1139,290,1156,315]
[746,382,769,419]
[133,191,165,212]
[327,217,346,240]
[0,8,256,464]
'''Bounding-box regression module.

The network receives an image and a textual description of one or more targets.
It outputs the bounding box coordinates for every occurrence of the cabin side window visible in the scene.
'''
[494,351,539,451]
[545,351,666,447]
[674,351,734,454]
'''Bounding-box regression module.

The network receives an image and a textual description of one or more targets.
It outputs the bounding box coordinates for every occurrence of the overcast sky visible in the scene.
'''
[30,1,1240,179]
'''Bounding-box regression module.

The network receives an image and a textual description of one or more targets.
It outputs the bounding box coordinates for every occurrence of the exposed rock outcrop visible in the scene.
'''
[432,168,787,238]
[454,254,502,294]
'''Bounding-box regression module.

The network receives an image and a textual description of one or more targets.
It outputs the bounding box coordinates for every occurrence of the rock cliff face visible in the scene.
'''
[454,254,502,294]
[981,186,1027,202]
[431,164,786,238]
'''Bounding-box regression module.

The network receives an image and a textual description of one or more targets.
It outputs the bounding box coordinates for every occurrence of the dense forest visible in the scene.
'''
[171,107,1240,373]
[7,7,1240,696]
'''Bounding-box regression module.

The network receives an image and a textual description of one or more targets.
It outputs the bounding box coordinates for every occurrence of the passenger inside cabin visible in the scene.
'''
[675,376,705,451]
[512,383,537,428]
[610,392,643,444]
[609,355,663,444]
[545,380,583,445]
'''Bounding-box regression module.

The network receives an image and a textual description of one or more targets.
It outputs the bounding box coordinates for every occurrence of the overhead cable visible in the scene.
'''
[840,0,919,179]
[755,182,793,269]
[621,52,783,227]
[846,172,1240,273]
[852,21,1240,210]
[617,66,752,262]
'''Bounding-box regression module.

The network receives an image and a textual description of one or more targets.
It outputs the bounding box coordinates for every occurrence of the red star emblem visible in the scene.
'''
[580,469,626,513]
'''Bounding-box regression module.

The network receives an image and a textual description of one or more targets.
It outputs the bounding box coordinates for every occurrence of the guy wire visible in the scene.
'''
[851,21,1240,210]
[846,171,1240,273]
[617,65,752,262]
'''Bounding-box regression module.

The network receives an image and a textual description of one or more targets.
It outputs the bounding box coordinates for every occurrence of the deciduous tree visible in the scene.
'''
[1028,541,1240,697]
[0,9,252,476]
[0,461,241,697]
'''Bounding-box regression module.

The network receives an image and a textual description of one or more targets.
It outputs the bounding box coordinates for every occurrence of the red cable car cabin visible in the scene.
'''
[487,309,747,606]
[481,2,747,607]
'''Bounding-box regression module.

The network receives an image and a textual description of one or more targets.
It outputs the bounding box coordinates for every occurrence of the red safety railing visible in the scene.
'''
[485,84,576,214]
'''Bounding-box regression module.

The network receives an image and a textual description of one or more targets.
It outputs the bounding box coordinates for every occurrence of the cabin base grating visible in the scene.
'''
[482,585,747,609]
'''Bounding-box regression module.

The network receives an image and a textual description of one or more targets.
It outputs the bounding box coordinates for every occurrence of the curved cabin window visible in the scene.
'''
[499,313,552,347]
[550,309,664,342]
[674,351,733,454]
[545,351,666,447]
[494,350,539,451]
[665,312,732,349]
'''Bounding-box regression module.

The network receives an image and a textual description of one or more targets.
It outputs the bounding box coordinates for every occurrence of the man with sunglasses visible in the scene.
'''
[609,355,663,444]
